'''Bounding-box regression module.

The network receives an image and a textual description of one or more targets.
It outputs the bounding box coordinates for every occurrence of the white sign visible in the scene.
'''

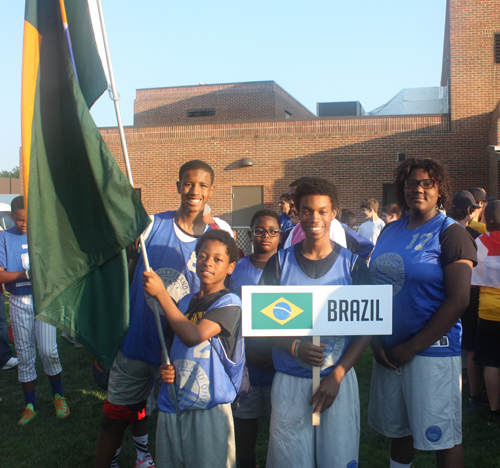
[242,285,392,337]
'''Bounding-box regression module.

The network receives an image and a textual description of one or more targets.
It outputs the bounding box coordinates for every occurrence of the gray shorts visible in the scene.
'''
[368,355,462,451]
[267,370,360,468]
[156,404,235,468]
[232,385,272,419]
[107,349,161,409]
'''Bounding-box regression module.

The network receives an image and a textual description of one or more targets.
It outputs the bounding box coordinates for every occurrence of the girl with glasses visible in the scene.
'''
[369,158,477,468]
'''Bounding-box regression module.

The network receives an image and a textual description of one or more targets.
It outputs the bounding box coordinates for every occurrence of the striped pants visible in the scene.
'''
[9,294,62,383]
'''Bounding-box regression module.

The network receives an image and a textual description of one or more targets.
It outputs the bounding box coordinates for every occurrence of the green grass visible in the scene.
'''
[1,296,499,467]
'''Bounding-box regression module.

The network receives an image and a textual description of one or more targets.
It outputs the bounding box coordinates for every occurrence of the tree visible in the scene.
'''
[0,166,20,178]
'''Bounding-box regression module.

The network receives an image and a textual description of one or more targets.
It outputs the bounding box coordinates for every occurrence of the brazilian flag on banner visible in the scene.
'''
[252,293,313,330]
[21,0,151,369]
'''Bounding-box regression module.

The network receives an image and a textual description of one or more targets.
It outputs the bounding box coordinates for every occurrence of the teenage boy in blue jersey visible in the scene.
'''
[259,177,371,468]
[0,196,69,425]
[229,209,281,468]
[143,229,244,468]
[94,160,233,468]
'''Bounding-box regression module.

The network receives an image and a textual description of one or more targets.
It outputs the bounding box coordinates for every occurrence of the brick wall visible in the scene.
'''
[133,81,315,126]
[102,114,490,225]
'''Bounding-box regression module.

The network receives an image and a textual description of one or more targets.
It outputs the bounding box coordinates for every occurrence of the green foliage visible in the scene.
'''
[1,298,499,467]
[0,166,20,179]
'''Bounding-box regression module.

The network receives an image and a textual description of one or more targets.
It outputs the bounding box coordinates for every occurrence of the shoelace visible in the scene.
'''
[54,397,68,412]
[20,406,36,421]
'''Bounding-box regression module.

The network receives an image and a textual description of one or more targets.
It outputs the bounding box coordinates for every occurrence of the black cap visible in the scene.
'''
[468,187,487,203]
[452,191,481,209]
[484,200,500,225]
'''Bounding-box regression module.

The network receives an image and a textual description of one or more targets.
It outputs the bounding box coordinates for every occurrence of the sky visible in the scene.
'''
[0,0,446,172]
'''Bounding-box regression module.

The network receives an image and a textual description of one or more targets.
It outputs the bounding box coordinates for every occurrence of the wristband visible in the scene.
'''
[294,339,302,359]
[291,339,298,357]
[25,269,30,280]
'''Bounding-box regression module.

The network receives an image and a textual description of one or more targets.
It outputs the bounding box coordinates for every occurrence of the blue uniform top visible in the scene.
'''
[370,213,475,357]
[157,292,244,412]
[121,212,200,366]
[230,255,275,386]
[270,244,358,378]
[0,227,31,295]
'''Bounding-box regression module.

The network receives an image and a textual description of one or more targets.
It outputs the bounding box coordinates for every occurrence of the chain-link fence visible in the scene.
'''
[232,226,252,256]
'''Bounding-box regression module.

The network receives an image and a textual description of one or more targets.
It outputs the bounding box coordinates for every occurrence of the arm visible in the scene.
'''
[0,266,28,283]
[142,270,222,347]
[310,335,370,413]
[386,259,473,367]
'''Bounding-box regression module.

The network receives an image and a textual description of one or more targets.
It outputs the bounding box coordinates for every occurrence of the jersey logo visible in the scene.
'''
[145,268,190,314]
[370,253,405,295]
[425,425,443,443]
[174,359,211,410]
[21,253,30,270]
[296,336,346,371]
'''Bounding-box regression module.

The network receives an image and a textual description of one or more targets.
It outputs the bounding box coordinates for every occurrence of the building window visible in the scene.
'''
[495,33,500,64]
[187,109,216,118]
[285,111,292,119]
[397,152,406,162]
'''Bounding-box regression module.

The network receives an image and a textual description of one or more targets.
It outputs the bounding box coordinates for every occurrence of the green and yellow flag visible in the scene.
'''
[251,293,313,330]
[21,0,151,369]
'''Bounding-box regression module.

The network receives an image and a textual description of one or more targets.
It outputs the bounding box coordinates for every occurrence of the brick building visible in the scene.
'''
[101,0,500,226]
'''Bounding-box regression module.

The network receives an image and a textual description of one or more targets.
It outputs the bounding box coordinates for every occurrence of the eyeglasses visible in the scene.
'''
[404,179,437,190]
[251,228,281,237]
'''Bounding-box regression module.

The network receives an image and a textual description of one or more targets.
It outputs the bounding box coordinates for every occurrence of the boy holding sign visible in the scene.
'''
[259,177,371,468]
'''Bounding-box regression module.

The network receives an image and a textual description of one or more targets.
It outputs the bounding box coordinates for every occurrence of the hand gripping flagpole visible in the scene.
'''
[94,0,180,413]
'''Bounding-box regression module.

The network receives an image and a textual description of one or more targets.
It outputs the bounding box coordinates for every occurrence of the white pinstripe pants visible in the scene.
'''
[9,294,62,382]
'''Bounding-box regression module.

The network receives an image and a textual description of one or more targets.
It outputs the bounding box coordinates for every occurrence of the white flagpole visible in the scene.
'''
[93,0,173,375]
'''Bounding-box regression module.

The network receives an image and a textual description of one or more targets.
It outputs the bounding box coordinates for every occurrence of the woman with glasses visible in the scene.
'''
[369,159,477,468]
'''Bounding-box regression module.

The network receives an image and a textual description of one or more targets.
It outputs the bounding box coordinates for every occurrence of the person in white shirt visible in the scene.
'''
[358,198,385,245]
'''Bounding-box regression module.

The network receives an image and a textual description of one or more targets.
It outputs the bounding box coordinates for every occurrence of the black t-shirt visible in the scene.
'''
[184,289,241,358]
[440,223,478,268]
[259,241,373,285]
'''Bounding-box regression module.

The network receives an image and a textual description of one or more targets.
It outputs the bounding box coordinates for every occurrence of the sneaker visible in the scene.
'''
[1,357,18,370]
[135,454,155,467]
[487,411,500,425]
[54,393,70,419]
[61,331,77,345]
[18,403,37,425]
[469,396,487,410]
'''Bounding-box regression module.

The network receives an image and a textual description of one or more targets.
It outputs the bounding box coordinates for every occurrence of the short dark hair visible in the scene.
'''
[340,208,356,228]
[393,158,452,211]
[250,209,280,229]
[447,206,475,222]
[178,160,214,184]
[382,203,401,219]
[195,230,239,264]
[11,196,24,214]
[294,177,339,211]
[280,193,292,202]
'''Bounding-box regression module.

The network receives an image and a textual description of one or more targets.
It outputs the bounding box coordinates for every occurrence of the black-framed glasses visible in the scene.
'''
[404,179,436,190]
[251,228,281,237]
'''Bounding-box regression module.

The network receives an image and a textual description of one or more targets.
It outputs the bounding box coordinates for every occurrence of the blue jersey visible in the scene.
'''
[230,256,275,386]
[121,212,200,366]
[370,213,461,357]
[0,227,31,295]
[272,245,355,378]
[157,292,245,412]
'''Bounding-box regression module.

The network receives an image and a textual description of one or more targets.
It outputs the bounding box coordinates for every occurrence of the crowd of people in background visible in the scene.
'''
[1,157,499,468]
